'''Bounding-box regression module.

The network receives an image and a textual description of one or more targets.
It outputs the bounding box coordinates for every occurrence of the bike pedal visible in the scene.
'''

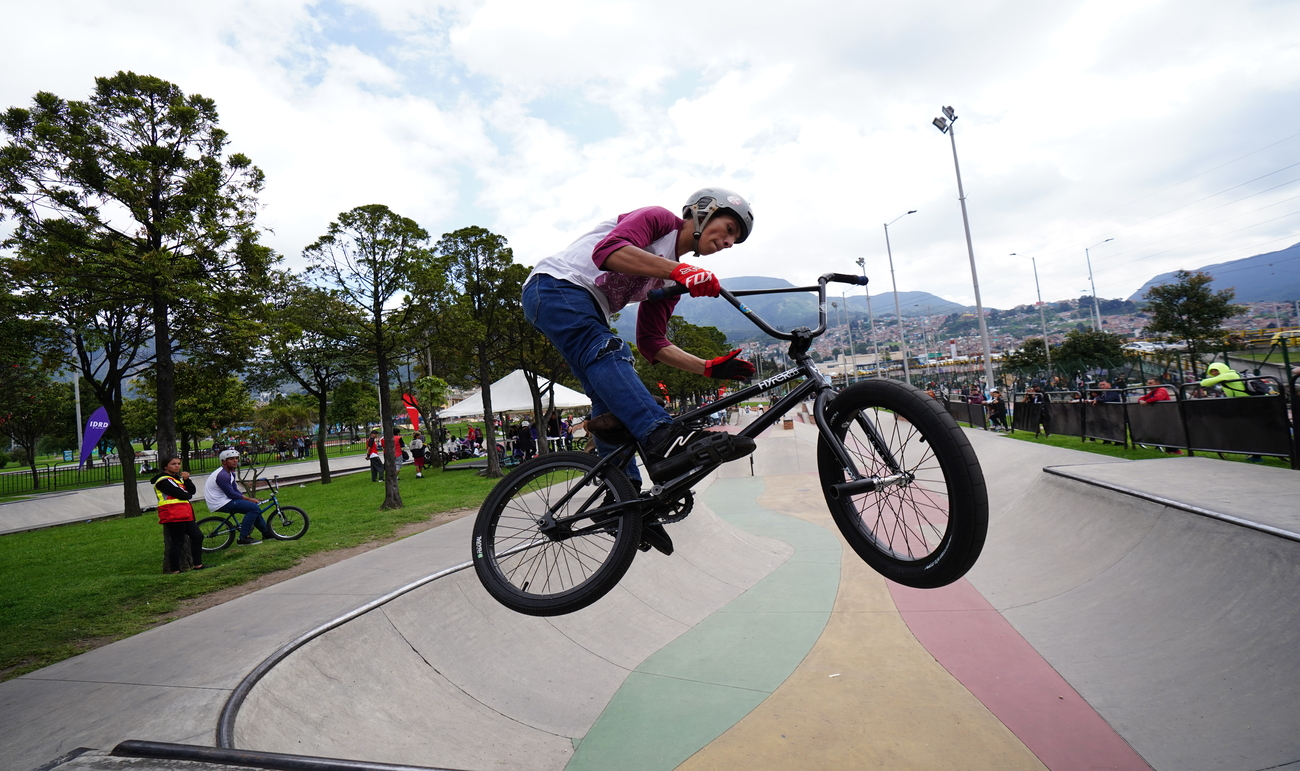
[639,521,674,556]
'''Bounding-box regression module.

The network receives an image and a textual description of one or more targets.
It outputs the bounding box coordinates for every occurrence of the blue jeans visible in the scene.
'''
[523,275,673,482]
[219,499,266,539]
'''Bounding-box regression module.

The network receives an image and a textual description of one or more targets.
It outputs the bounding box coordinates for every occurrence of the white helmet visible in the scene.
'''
[682,187,754,251]
[219,449,240,461]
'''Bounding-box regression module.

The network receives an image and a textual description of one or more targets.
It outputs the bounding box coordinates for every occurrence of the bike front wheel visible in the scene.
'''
[265,506,310,540]
[197,516,237,552]
[817,380,988,588]
[472,451,641,617]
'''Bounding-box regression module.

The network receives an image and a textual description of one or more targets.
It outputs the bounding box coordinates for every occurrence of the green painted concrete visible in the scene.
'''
[565,477,842,771]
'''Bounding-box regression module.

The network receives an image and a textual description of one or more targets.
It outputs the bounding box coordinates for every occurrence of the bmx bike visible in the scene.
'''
[197,476,310,551]
[472,273,988,616]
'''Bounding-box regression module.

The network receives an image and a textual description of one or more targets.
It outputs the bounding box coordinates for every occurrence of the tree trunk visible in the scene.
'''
[180,432,191,472]
[106,402,144,518]
[26,451,39,491]
[317,391,332,484]
[152,291,177,461]
[377,351,403,510]
[479,348,501,478]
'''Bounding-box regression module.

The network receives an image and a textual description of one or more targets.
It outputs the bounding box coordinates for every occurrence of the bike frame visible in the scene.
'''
[537,274,910,536]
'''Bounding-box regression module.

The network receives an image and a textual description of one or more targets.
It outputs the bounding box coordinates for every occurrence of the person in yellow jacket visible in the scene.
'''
[152,456,205,572]
[1200,362,1248,397]
[1200,362,1262,462]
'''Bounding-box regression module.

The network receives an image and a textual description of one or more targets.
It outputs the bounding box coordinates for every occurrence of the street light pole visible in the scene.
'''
[854,257,881,378]
[884,210,916,383]
[843,292,857,383]
[1085,238,1113,332]
[1012,253,1052,381]
[932,106,995,396]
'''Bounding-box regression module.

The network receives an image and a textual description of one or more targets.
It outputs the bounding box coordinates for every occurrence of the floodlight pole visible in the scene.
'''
[856,256,881,377]
[884,210,916,383]
[843,292,857,383]
[1085,238,1112,331]
[933,107,996,396]
[1013,253,1052,381]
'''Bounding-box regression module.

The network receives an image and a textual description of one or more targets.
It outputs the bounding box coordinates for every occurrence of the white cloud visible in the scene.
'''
[3,0,1299,309]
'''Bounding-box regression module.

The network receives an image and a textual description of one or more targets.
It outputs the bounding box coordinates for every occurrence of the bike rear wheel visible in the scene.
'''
[197,516,237,552]
[817,380,987,588]
[265,505,309,540]
[473,451,641,617]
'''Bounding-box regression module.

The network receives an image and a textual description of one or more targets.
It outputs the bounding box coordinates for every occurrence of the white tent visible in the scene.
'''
[438,370,591,419]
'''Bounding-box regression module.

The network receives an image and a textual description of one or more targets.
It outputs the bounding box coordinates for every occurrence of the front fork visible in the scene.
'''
[813,385,913,500]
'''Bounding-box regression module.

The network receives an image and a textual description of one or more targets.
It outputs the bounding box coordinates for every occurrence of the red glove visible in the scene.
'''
[670,263,721,297]
[704,349,756,381]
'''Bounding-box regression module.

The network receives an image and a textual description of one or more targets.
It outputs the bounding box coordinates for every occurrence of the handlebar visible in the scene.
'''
[646,272,868,302]
[646,272,870,342]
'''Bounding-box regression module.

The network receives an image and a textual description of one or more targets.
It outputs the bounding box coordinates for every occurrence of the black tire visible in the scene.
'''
[473,451,641,616]
[817,380,988,588]
[197,516,236,552]
[264,506,309,541]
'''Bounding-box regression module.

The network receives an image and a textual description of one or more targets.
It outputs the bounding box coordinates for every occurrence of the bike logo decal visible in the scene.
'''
[667,431,698,456]
[475,535,483,559]
[757,369,801,390]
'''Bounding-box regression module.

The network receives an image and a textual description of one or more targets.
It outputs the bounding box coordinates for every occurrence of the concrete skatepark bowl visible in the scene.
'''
[7,416,1300,771]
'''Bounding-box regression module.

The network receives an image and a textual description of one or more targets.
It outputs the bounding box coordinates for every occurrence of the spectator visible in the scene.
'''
[1137,379,1174,405]
[366,429,384,482]
[1200,363,1261,462]
[1090,381,1122,404]
[987,390,1008,432]
[203,449,268,545]
[392,428,406,474]
[152,455,204,573]
[410,431,426,479]
[1137,379,1182,454]
[1021,386,1051,435]
[1200,362,1248,397]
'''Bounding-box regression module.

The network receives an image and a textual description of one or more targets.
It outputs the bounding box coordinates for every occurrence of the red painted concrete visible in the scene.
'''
[889,580,1151,771]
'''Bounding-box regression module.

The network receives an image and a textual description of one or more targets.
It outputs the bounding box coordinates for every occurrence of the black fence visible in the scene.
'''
[946,376,1298,468]
[0,438,357,498]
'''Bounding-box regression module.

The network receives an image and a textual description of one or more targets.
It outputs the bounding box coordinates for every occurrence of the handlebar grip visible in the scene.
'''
[828,273,869,286]
[646,283,691,301]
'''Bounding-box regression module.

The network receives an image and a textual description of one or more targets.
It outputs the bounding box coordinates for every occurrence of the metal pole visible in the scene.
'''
[1016,254,1053,381]
[884,211,915,383]
[856,257,881,378]
[73,375,83,464]
[843,292,856,383]
[944,119,996,396]
[1085,238,1112,332]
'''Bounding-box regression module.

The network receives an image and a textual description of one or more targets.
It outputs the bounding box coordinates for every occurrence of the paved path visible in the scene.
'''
[11,417,1300,771]
[0,454,372,535]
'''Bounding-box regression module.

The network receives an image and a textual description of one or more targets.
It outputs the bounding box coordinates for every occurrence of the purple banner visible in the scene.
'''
[79,407,111,469]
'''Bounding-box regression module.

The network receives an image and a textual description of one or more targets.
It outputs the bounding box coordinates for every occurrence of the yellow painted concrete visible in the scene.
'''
[676,473,1046,771]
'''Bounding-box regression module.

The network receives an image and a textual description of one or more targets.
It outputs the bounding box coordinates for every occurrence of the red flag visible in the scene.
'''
[402,393,420,430]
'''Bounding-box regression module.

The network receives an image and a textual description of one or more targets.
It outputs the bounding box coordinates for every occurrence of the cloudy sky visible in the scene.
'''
[4,0,1299,309]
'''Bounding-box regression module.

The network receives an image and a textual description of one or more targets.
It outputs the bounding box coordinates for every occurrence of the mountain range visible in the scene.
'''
[1128,240,1300,302]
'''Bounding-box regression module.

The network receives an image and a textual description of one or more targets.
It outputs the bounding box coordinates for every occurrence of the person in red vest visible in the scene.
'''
[152,456,204,572]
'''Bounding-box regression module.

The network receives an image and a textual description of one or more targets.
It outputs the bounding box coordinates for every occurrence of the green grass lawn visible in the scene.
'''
[0,465,501,681]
